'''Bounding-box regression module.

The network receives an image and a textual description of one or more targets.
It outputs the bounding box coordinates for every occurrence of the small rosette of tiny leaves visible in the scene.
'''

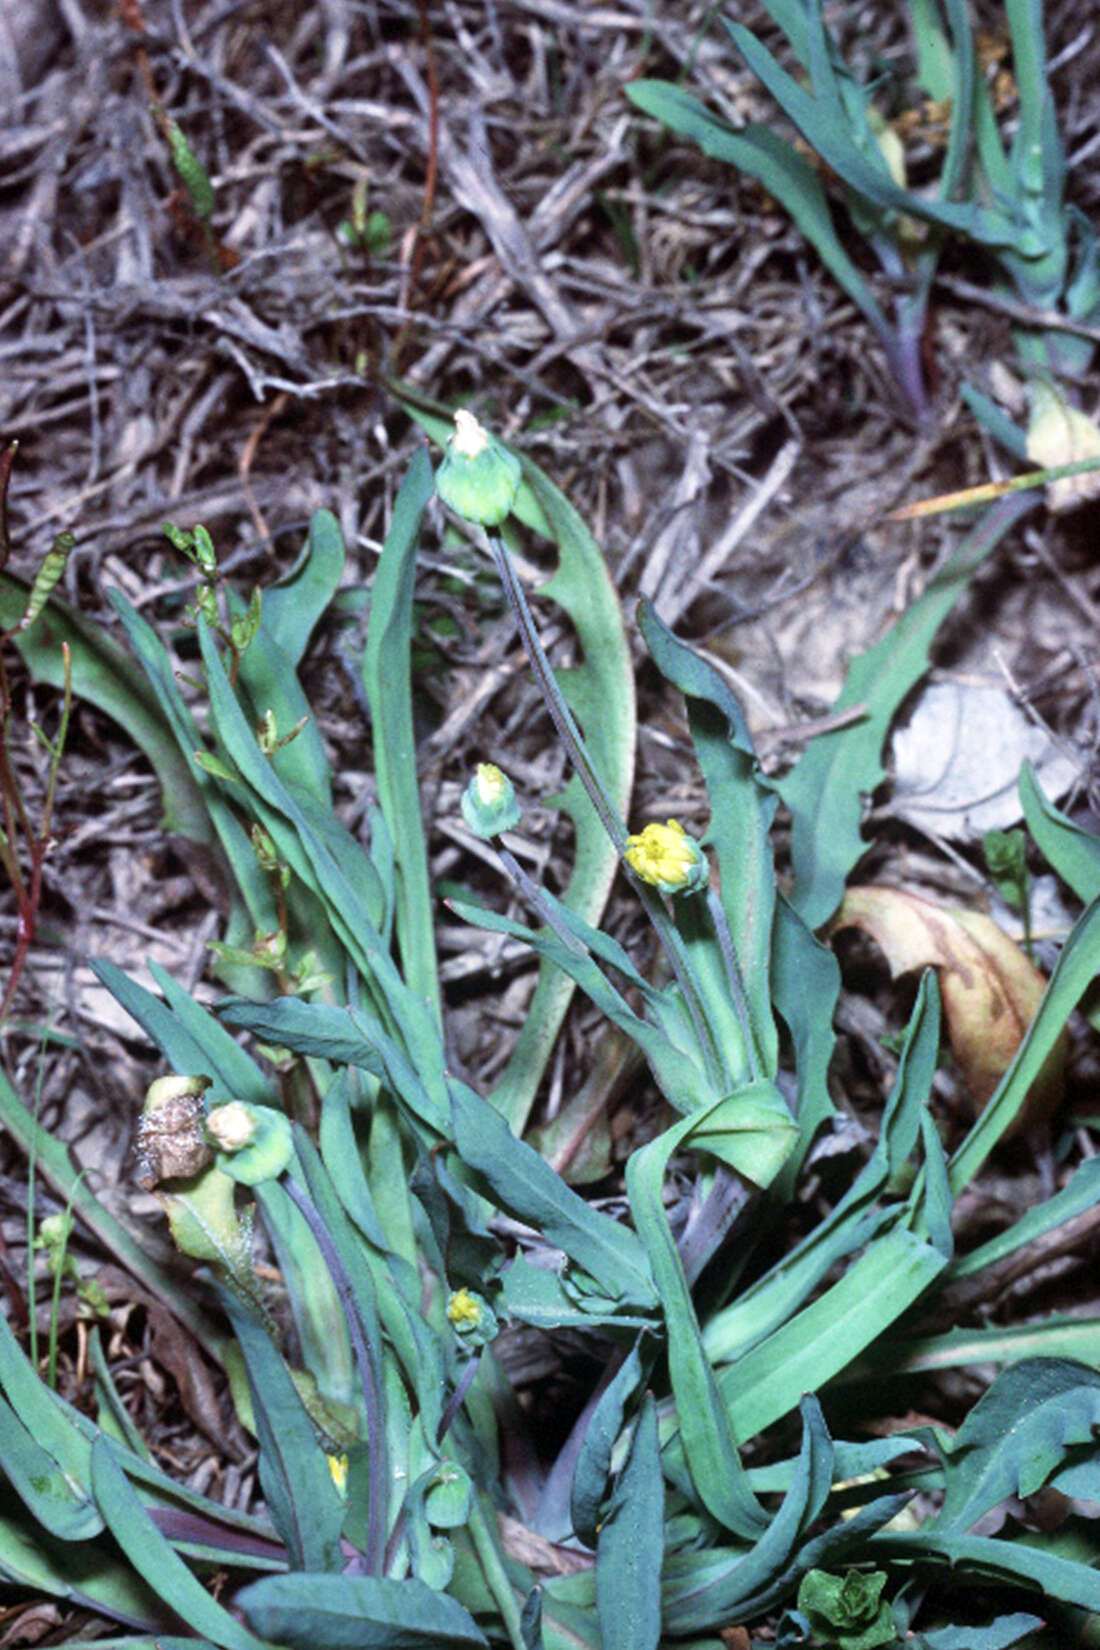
[796,1568,895,1650]
[461,762,521,839]
[435,410,521,527]
[205,1101,293,1185]
[445,1287,499,1350]
[624,819,707,896]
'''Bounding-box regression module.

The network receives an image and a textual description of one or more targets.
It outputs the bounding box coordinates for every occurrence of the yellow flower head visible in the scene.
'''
[624,819,707,896]
[327,1453,349,1495]
[446,1288,483,1330]
[474,763,508,806]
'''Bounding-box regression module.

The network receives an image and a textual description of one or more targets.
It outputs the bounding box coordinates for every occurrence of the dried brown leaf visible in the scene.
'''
[832,886,1067,1132]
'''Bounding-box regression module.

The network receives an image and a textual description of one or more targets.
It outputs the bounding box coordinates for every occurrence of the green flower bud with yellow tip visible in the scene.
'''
[206,1101,293,1186]
[445,1287,499,1349]
[435,410,521,527]
[461,762,521,839]
[624,819,707,896]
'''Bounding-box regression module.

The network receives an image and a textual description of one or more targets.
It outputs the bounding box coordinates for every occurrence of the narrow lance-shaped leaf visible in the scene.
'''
[595,1395,663,1650]
[362,447,439,1019]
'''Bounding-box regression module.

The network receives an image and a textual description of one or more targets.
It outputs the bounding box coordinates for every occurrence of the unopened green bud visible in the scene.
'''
[624,819,707,896]
[435,410,521,527]
[208,1102,293,1185]
[461,762,521,839]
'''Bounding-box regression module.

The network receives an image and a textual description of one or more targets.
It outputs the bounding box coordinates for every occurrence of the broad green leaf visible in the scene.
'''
[0,1390,100,1539]
[936,1358,1100,1531]
[662,1396,833,1630]
[570,1342,645,1545]
[0,1506,166,1630]
[451,1081,656,1310]
[769,895,839,1184]
[216,1285,345,1572]
[0,574,209,841]
[253,1176,355,1411]
[844,1314,1100,1378]
[713,1226,948,1439]
[233,594,332,806]
[638,600,779,1078]
[362,447,439,1018]
[238,1571,489,1649]
[319,1071,389,1250]
[781,493,1038,928]
[872,1526,1100,1610]
[1020,759,1100,902]
[261,509,346,666]
[704,972,940,1364]
[90,1437,269,1650]
[660,1491,911,1634]
[596,1395,663,1650]
[628,1092,796,1537]
[920,1616,1043,1650]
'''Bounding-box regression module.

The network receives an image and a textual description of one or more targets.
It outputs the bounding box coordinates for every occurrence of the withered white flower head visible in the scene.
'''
[205,1101,257,1153]
[435,408,522,527]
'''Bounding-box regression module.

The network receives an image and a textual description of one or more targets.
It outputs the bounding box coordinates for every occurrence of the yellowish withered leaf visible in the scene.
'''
[831,886,1067,1133]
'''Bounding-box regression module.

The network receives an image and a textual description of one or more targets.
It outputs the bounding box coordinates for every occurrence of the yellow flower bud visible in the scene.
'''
[446,1288,482,1329]
[461,761,521,839]
[327,1452,349,1496]
[624,819,707,896]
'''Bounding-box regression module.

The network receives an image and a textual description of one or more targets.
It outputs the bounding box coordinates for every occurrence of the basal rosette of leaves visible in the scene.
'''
[0,416,1096,1650]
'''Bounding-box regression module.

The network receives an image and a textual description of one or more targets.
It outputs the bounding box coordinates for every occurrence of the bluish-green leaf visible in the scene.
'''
[451,1081,656,1310]
[571,1341,646,1545]
[919,1616,1043,1650]
[638,600,779,1078]
[216,1285,344,1571]
[362,447,439,1018]
[262,509,346,666]
[0,1389,100,1539]
[662,1396,833,1630]
[1020,759,1100,903]
[596,1395,663,1650]
[90,1437,269,1650]
[238,1571,489,1649]
[937,1357,1100,1531]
